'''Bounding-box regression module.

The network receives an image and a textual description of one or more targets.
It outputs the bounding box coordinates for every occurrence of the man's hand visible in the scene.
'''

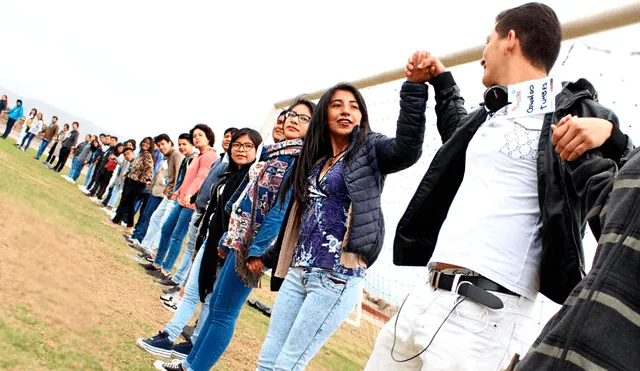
[246,257,265,275]
[169,193,178,201]
[405,51,445,83]
[217,247,227,259]
[552,114,614,161]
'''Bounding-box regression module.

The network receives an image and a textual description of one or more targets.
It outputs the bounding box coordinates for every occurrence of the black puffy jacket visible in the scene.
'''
[394,72,632,304]
[264,81,429,290]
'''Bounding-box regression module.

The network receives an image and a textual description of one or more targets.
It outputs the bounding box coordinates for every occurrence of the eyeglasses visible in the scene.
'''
[232,142,255,151]
[286,111,311,124]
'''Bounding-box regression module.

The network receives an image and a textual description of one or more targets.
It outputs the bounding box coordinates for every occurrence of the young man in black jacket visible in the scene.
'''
[365,3,632,370]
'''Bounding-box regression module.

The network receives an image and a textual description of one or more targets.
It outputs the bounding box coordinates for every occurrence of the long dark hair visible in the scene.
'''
[227,128,263,172]
[140,136,157,163]
[114,143,124,156]
[285,83,369,208]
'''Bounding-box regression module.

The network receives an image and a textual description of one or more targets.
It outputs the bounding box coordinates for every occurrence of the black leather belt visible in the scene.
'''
[429,270,519,310]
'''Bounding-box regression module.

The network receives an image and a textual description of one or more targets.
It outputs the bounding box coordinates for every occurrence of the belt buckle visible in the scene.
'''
[428,270,442,289]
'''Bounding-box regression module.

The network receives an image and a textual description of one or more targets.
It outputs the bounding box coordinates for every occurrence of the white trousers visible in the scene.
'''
[139,198,176,252]
[365,282,537,371]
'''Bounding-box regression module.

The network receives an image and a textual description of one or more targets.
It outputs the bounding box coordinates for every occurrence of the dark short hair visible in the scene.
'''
[52,116,58,120]
[154,133,172,145]
[99,133,106,137]
[277,109,288,119]
[227,128,263,172]
[16,99,22,104]
[63,123,70,130]
[190,124,216,147]
[111,136,118,142]
[178,133,192,144]
[72,121,80,128]
[123,147,134,155]
[125,139,137,150]
[495,2,561,73]
[224,127,238,136]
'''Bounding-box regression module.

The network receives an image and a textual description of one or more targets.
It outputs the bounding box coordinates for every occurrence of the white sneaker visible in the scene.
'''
[66,177,75,183]
[89,196,99,203]
[78,185,86,191]
[153,359,183,371]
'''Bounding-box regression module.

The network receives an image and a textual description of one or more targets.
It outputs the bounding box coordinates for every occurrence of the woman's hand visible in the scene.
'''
[405,50,445,83]
[246,257,265,275]
[217,247,227,259]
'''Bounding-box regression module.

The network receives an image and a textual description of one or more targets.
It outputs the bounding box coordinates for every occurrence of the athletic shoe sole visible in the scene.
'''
[136,338,173,358]
[171,349,188,360]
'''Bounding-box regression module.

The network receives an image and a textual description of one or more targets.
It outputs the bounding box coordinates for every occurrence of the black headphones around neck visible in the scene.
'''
[483,85,508,112]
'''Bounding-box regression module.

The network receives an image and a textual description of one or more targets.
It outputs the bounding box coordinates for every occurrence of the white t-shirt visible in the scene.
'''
[429,108,543,300]
[30,119,44,134]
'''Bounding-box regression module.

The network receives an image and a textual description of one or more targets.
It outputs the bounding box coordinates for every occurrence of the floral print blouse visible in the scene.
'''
[292,157,365,277]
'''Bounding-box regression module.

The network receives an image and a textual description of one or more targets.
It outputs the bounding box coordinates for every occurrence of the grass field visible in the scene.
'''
[0,137,372,370]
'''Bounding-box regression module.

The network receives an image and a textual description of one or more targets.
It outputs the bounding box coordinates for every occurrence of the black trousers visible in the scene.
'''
[112,179,146,228]
[46,142,58,164]
[53,147,71,172]
[90,169,113,199]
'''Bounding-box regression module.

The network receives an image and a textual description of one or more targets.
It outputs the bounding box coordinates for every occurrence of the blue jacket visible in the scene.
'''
[7,105,23,120]
[195,155,229,211]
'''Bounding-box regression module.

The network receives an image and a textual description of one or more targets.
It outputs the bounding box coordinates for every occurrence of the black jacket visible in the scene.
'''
[264,81,428,290]
[394,72,632,304]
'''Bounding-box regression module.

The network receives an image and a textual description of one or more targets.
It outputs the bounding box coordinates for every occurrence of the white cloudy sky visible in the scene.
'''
[1,0,637,144]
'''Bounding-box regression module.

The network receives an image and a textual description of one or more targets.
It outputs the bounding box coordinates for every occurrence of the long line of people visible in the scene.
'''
[3,3,637,370]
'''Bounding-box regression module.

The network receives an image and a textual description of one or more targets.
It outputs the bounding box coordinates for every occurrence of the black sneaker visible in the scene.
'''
[140,262,159,271]
[147,270,169,279]
[136,331,174,358]
[163,286,180,295]
[155,277,178,287]
[171,341,192,360]
[153,359,184,371]
[122,234,132,244]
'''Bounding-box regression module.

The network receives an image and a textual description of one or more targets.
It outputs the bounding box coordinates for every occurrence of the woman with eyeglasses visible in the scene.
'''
[255,52,430,371]
[153,98,315,371]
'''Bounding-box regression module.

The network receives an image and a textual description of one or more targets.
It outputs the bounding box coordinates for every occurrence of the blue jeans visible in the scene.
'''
[83,163,96,188]
[154,205,194,272]
[257,267,365,371]
[171,211,201,286]
[106,182,122,208]
[69,160,85,181]
[164,246,211,343]
[183,250,254,371]
[20,133,36,150]
[140,198,176,252]
[131,195,162,242]
[36,139,50,159]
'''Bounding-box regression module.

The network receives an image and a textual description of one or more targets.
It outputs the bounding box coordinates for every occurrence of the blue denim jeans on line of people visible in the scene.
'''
[171,211,200,286]
[35,139,50,159]
[131,195,163,243]
[163,245,212,344]
[256,267,364,371]
[182,249,254,371]
[153,205,195,272]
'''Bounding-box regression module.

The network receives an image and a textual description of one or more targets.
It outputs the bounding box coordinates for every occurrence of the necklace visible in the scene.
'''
[327,148,347,167]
